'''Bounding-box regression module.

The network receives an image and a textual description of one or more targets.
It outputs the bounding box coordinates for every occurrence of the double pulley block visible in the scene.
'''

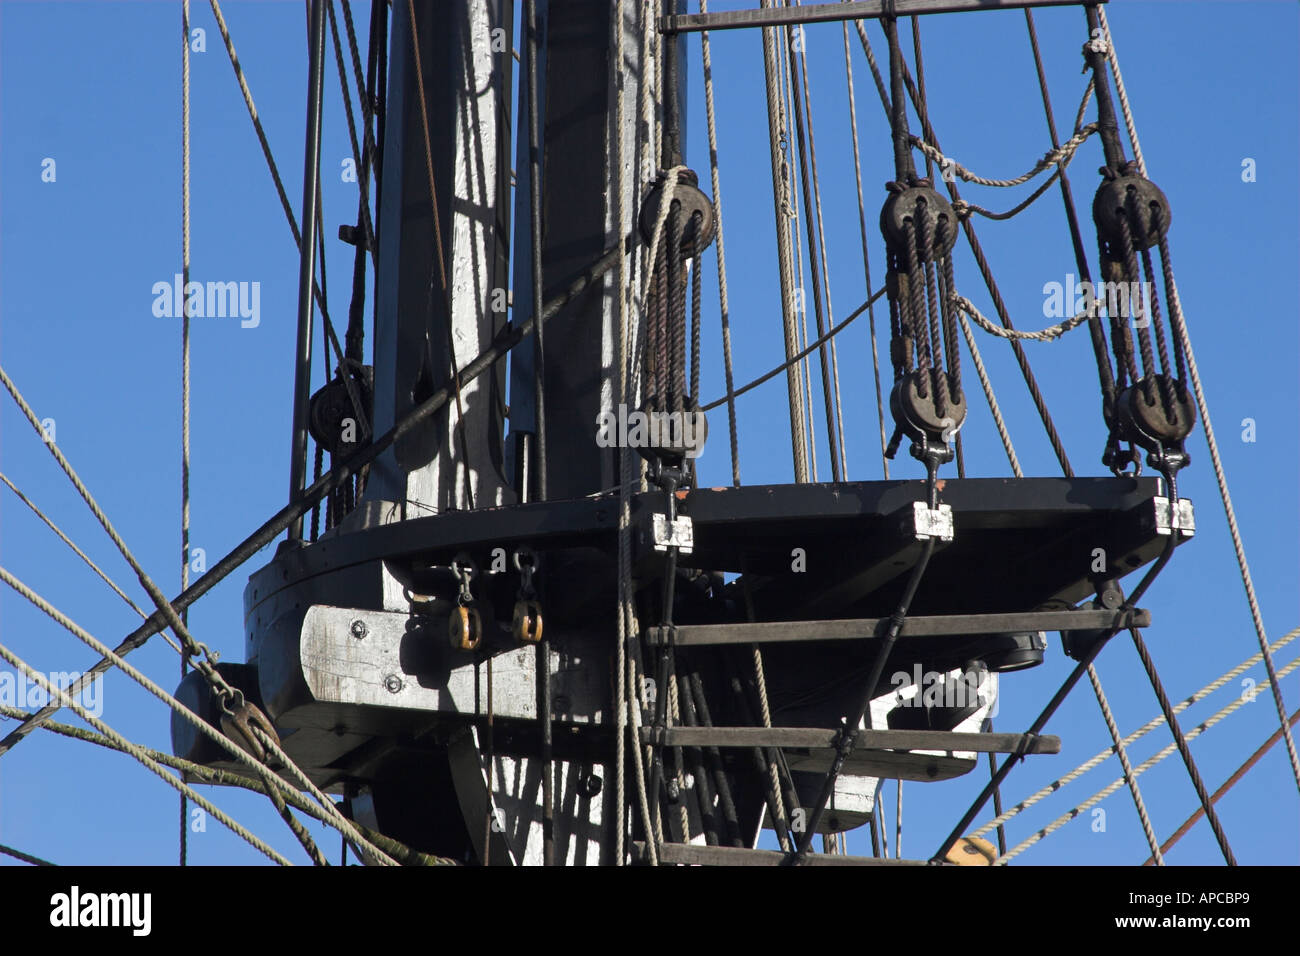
[880,181,965,463]
[1091,164,1194,481]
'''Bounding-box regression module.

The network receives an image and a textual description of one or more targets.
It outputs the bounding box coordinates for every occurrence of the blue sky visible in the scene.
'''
[1,0,1297,865]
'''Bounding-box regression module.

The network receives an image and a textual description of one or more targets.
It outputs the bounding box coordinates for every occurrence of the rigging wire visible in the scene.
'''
[0,701,453,865]
[994,650,1300,865]
[971,625,1300,841]
[841,20,889,479]
[1096,4,1300,801]
[0,474,181,656]
[0,564,395,865]
[1145,704,1300,865]
[180,0,192,869]
[0,636,292,866]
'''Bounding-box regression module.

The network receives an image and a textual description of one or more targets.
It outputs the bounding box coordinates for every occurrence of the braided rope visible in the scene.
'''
[0,565,396,866]
[952,292,1093,343]
[0,702,454,865]
[0,638,292,866]
[1097,6,1300,797]
[956,314,1021,476]
[909,122,1097,188]
[994,650,1300,864]
[971,625,1300,840]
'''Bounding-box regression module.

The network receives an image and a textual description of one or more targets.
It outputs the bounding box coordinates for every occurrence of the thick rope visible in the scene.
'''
[759,9,810,482]
[952,293,1092,343]
[971,625,1300,839]
[994,650,1300,864]
[0,565,396,866]
[955,315,1022,477]
[909,123,1097,188]
[0,366,243,751]
[791,26,848,479]
[0,702,454,865]
[1097,6,1300,797]
[0,639,292,866]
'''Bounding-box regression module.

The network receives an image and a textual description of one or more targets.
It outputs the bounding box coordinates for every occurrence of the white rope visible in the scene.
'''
[909,123,1097,189]
[780,32,818,482]
[1097,5,1300,796]
[956,314,1021,477]
[971,626,1300,840]
[952,293,1092,343]
[995,649,1300,864]
[758,8,809,482]
[793,26,849,479]
[0,638,291,866]
[0,565,397,866]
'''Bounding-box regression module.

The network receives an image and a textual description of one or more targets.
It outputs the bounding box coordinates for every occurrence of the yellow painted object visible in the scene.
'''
[945,836,998,866]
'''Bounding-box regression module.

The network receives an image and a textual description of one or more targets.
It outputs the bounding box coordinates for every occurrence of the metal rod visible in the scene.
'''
[288,0,329,542]
[523,0,553,867]
[663,0,1096,34]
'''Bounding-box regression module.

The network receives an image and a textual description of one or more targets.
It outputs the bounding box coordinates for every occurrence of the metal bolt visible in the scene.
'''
[384,674,403,694]
[350,619,368,639]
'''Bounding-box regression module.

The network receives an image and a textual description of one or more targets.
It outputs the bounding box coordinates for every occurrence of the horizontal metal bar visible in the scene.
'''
[641,727,1060,755]
[647,608,1149,646]
[661,0,1098,34]
[635,842,934,866]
